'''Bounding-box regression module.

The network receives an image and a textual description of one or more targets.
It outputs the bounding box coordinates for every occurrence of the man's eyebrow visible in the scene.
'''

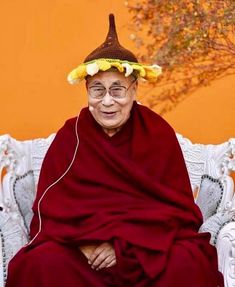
[110,81,122,86]
[89,80,123,86]
[90,81,103,86]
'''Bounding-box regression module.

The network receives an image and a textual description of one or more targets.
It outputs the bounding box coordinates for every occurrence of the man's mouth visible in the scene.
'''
[101,111,117,117]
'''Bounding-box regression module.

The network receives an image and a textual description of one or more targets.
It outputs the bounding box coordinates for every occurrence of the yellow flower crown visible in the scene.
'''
[67,58,162,84]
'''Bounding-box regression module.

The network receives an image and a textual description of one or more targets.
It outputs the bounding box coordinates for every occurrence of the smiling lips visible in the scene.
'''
[101,111,117,118]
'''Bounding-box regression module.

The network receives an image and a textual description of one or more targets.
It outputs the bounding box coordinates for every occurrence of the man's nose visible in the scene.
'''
[101,91,114,106]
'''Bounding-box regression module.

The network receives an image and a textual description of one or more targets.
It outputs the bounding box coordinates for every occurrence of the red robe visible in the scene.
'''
[6,102,224,286]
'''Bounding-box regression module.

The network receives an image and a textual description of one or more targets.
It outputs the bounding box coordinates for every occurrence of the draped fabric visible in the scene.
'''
[6,102,224,286]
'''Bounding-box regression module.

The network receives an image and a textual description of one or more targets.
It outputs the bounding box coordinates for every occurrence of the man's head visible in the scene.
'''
[86,70,137,136]
[67,14,161,85]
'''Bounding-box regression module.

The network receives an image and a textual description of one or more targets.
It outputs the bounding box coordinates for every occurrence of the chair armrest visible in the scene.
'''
[176,133,206,193]
[0,209,28,287]
[0,228,5,287]
[217,221,235,287]
[30,134,55,186]
[0,134,42,286]
[199,212,234,245]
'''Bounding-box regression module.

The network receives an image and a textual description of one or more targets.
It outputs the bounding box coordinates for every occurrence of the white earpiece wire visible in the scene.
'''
[27,113,80,246]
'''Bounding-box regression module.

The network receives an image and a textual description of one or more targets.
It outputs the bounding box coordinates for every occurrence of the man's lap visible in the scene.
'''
[6,239,223,287]
[6,241,116,287]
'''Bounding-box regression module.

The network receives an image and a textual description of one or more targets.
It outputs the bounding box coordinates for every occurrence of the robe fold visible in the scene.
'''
[6,101,224,286]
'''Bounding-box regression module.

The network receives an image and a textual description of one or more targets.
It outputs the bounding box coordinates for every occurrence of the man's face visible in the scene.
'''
[86,71,137,134]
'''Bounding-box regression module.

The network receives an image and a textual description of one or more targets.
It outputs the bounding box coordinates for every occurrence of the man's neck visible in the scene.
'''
[103,127,121,137]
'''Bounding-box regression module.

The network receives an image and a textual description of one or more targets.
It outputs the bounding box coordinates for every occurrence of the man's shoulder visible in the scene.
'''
[53,116,79,140]
[62,107,88,130]
[64,116,78,128]
[137,103,176,135]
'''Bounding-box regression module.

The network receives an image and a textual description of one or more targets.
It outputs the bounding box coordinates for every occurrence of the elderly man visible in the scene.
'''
[6,14,223,287]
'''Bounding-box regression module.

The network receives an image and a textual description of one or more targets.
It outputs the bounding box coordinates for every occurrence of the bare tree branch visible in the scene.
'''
[125,0,235,114]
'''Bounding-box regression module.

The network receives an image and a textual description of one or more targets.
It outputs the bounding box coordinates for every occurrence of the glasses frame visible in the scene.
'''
[87,79,137,100]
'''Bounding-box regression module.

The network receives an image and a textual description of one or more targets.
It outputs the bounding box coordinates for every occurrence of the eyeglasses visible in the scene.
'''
[88,80,136,100]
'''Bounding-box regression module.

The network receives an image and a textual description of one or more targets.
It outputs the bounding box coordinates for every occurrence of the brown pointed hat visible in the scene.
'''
[67,14,162,84]
[84,14,138,63]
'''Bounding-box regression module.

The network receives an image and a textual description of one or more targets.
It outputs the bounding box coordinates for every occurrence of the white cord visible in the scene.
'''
[27,114,80,246]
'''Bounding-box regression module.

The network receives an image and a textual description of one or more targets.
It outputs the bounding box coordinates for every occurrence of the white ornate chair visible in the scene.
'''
[0,133,235,287]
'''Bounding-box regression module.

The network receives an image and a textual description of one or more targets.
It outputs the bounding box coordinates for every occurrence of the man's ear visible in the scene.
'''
[85,79,89,89]
[133,80,138,93]
[131,81,138,100]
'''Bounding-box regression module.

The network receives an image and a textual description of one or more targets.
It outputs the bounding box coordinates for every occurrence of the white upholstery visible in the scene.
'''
[196,175,226,222]
[0,133,235,287]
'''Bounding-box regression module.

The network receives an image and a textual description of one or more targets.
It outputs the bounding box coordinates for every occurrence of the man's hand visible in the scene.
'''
[88,242,116,270]
[79,244,97,260]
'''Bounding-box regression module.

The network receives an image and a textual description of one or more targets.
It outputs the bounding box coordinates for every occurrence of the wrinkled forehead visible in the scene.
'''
[86,69,136,86]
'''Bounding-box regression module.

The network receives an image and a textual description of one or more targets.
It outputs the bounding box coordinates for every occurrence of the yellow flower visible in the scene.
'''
[68,69,78,80]
[144,69,158,82]
[151,64,162,76]
[131,64,146,77]
[75,65,87,79]
[110,61,124,72]
[67,66,86,84]
[67,59,162,84]
[142,65,162,82]
[67,70,78,84]
[96,59,112,71]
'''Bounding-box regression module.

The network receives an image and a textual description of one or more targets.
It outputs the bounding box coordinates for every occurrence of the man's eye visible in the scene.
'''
[110,87,123,91]
[91,87,105,92]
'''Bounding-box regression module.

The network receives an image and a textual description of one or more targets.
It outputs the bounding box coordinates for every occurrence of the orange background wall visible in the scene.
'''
[0,0,234,144]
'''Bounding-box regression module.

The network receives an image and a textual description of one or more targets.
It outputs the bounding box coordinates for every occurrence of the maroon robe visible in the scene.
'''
[6,102,224,286]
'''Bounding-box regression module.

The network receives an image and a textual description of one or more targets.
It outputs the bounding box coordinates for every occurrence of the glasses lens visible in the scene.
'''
[88,84,131,100]
[109,86,126,99]
[89,87,106,99]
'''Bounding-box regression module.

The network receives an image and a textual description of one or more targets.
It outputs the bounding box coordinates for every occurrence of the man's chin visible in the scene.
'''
[99,120,121,130]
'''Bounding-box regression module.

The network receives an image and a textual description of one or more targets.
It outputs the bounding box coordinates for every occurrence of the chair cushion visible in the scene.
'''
[13,170,36,232]
[196,174,224,221]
